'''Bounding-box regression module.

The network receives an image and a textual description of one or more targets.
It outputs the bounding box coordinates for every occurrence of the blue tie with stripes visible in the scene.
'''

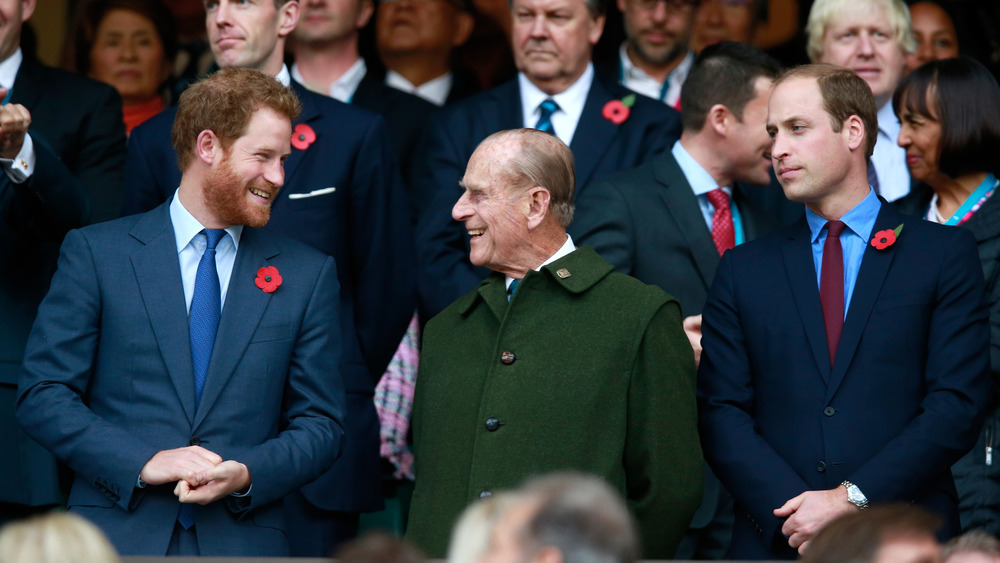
[534,99,559,136]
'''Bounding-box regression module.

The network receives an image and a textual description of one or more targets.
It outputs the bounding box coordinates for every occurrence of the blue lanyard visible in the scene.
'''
[943,173,997,225]
[619,62,670,102]
[2,86,12,105]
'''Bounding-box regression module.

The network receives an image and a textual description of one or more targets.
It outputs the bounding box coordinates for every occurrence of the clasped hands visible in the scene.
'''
[774,487,858,555]
[139,445,251,505]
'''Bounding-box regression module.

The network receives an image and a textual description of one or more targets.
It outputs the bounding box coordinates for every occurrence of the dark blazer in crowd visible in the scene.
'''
[17,203,345,556]
[0,55,125,509]
[896,184,1000,535]
[122,80,415,516]
[571,150,802,317]
[699,201,991,559]
[413,76,682,318]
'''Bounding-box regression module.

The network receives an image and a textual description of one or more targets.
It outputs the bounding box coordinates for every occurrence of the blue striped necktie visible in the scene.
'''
[534,99,559,136]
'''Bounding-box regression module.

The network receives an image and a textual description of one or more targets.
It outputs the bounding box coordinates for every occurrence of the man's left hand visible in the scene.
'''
[774,488,856,554]
[174,460,251,505]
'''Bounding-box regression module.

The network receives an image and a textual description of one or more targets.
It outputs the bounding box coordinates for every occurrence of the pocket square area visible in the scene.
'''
[288,187,337,199]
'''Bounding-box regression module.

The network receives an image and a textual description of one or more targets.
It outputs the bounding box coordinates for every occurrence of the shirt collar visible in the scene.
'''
[877,100,900,138]
[505,234,577,289]
[672,140,725,196]
[385,70,453,106]
[0,48,22,91]
[275,64,292,87]
[290,58,366,103]
[169,189,244,253]
[619,43,693,85]
[519,63,594,122]
[806,188,881,243]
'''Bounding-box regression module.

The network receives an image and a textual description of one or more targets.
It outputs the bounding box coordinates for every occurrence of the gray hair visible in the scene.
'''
[518,473,639,563]
[805,0,916,62]
[943,530,1000,562]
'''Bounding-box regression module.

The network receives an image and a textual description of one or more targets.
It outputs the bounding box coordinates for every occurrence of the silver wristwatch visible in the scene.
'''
[842,480,869,510]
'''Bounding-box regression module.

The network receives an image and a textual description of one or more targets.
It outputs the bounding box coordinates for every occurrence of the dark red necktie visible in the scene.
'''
[706,189,735,256]
[820,221,847,365]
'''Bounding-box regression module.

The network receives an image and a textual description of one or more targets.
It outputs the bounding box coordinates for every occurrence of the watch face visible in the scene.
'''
[848,486,866,504]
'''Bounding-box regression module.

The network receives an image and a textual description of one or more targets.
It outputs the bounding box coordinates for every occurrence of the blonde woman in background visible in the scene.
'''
[0,512,121,563]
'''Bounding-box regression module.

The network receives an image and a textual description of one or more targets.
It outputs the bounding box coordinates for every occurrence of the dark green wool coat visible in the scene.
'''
[406,246,703,559]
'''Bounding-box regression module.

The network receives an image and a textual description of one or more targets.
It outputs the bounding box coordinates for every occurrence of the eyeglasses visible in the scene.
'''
[630,0,700,13]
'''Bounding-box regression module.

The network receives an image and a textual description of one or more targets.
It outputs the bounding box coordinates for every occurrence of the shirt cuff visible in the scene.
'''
[0,133,34,183]
[231,483,252,497]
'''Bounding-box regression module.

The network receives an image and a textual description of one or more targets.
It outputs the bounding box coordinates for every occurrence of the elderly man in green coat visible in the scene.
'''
[406,128,704,559]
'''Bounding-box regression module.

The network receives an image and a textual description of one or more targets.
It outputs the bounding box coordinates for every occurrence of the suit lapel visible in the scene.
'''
[781,218,832,380]
[654,154,719,289]
[825,203,899,400]
[194,227,279,428]
[10,58,42,109]
[130,204,198,423]
[478,80,522,132]
[284,80,321,184]
[570,79,618,190]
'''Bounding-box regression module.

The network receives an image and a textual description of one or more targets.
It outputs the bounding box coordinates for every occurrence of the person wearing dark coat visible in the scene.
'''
[407,129,703,560]
[893,57,1000,536]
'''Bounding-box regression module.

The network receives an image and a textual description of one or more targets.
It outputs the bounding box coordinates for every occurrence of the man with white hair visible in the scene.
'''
[805,0,916,201]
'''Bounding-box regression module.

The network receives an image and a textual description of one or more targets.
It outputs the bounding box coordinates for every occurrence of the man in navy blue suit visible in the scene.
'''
[413,0,683,318]
[18,68,344,557]
[698,64,991,560]
[122,0,414,555]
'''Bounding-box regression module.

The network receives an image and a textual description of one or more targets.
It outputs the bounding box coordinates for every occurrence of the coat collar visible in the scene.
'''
[456,246,613,319]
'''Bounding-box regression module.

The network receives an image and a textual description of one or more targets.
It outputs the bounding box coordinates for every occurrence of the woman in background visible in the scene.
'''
[894,56,1000,535]
[66,0,178,135]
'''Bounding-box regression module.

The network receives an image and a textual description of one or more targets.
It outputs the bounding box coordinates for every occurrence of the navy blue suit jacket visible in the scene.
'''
[698,202,991,559]
[0,57,126,507]
[17,203,345,556]
[122,80,413,511]
[414,75,682,318]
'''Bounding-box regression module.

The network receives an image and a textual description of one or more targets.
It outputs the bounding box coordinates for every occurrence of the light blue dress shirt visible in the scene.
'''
[806,188,881,320]
[672,141,745,245]
[169,190,242,313]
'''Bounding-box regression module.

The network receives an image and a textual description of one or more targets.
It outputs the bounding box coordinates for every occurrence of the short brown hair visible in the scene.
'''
[481,129,576,228]
[775,64,878,158]
[172,68,301,171]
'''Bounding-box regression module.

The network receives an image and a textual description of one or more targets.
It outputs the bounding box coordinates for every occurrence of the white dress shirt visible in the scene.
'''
[618,44,692,108]
[385,70,453,107]
[519,64,594,148]
[291,57,366,103]
[871,100,910,201]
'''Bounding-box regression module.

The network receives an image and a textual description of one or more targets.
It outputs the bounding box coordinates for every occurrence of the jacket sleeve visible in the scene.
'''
[627,297,703,559]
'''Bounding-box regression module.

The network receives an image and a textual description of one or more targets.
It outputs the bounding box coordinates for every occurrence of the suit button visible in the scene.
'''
[189,436,201,446]
[824,406,836,417]
[480,490,493,498]
[500,351,516,365]
[485,417,500,432]
[816,461,827,472]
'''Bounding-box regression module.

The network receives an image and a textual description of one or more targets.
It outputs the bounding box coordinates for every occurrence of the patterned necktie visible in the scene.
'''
[189,228,226,411]
[180,229,225,530]
[507,278,522,302]
[534,99,559,137]
[819,221,847,366]
[705,189,735,256]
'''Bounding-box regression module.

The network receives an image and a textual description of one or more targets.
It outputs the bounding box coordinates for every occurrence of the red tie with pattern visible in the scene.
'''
[706,189,735,256]
[820,221,847,365]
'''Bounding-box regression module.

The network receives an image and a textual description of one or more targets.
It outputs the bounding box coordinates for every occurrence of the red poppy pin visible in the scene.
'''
[870,224,904,250]
[291,124,316,151]
[255,266,282,293]
[602,94,636,125]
